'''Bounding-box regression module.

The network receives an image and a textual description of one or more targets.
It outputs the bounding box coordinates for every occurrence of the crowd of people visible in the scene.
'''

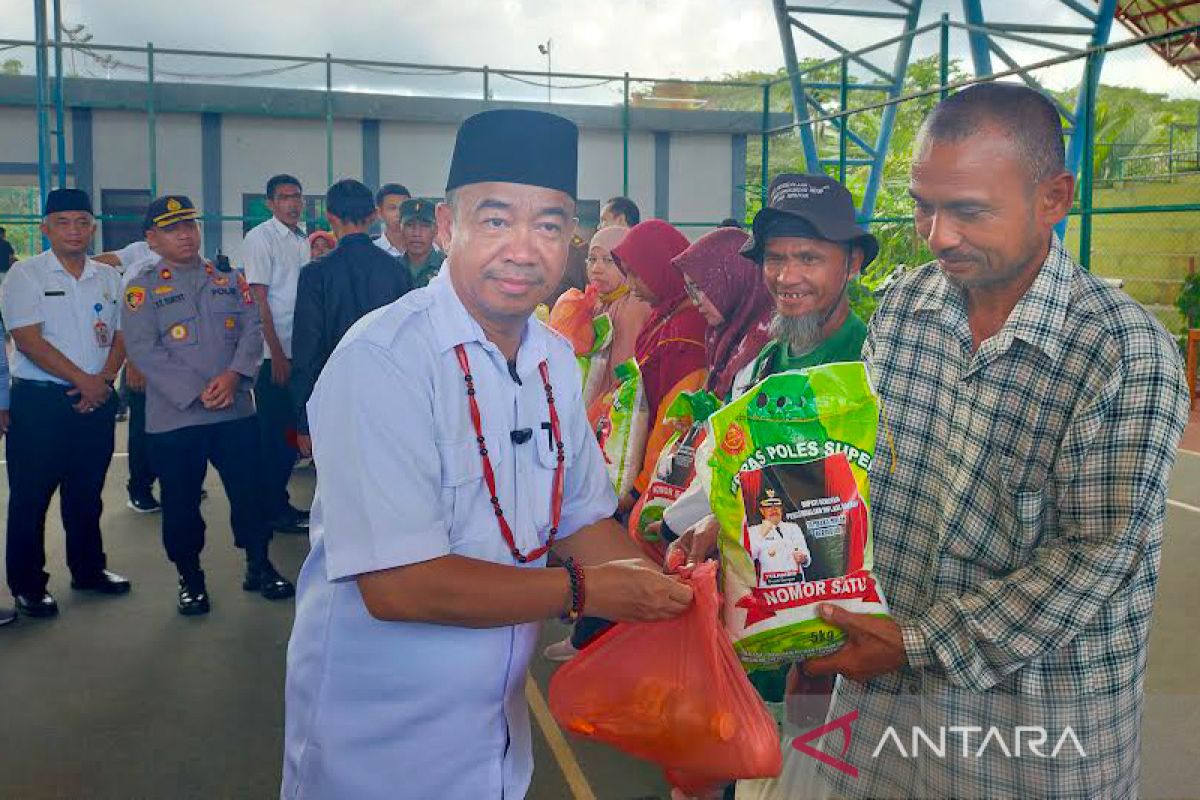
[0,81,1193,800]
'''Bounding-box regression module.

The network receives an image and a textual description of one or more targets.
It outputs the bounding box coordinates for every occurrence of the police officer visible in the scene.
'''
[0,188,131,618]
[396,198,445,288]
[122,196,294,616]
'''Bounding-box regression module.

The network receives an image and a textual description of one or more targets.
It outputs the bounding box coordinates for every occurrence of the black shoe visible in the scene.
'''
[0,606,17,626]
[14,591,58,618]
[71,569,132,595]
[289,505,311,522]
[243,561,295,601]
[272,511,310,535]
[127,494,161,513]
[178,574,210,616]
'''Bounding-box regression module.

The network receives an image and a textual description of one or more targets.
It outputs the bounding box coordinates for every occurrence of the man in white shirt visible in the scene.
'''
[283,109,693,800]
[747,489,811,587]
[0,189,132,618]
[241,174,310,534]
[372,182,410,258]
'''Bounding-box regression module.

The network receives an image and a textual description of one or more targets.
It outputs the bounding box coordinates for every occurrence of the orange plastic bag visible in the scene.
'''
[548,285,598,356]
[548,561,782,793]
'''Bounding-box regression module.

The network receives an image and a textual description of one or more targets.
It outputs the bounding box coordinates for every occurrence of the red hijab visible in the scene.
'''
[673,227,775,399]
[612,220,708,419]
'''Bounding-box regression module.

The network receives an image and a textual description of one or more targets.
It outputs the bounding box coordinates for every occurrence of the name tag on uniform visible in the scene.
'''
[44,290,66,297]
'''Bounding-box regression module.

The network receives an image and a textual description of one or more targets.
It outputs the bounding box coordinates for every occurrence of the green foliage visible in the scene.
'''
[1,59,21,76]
[1178,272,1200,330]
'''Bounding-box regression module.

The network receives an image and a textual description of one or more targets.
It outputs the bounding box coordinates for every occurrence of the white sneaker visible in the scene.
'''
[542,637,579,662]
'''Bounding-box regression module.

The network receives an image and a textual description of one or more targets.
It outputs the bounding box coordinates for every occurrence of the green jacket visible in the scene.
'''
[399,249,446,288]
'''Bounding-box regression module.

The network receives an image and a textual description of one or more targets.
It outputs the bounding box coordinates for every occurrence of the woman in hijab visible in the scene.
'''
[672,227,775,400]
[582,226,651,407]
[611,220,708,511]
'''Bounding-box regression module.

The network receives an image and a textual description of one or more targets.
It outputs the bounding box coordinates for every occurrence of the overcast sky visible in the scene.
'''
[2,1,1196,101]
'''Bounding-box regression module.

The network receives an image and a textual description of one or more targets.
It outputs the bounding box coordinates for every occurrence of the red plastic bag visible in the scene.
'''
[548,561,782,793]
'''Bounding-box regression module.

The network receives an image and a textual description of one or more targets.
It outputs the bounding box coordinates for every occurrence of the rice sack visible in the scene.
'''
[593,359,650,497]
[703,361,889,664]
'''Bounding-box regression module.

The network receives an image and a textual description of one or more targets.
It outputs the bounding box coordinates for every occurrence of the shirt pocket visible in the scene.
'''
[157,301,199,348]
[209,297,244,343]
[532,429,576,533]
[438,439,485,551]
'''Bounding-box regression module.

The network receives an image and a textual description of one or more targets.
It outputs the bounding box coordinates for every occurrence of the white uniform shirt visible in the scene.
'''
[114,240,159,288]
[240,216,308,358]
[372,232,405,258]
[748,520,810,585]
[283,270,616,800]
[0,249,123,384]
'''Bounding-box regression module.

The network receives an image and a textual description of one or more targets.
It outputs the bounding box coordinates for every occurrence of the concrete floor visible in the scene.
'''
[0,422,1197,799]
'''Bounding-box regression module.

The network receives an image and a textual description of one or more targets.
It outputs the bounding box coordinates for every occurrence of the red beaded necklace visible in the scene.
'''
[454,344,565,563]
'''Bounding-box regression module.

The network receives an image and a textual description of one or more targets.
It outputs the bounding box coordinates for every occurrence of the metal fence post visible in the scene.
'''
[1079,48,1098,272]
[622,72,630,197]
[483,65,489,102]
[838,56,848,183]
[34,0,51,208]
[939,12,950,101]
[147,42,157,198]
[761,83,770,208]
[325,53,334,189]
[52,0,66,189]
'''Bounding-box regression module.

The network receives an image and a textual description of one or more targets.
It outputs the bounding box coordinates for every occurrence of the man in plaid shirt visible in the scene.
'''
[803,84,1190,798]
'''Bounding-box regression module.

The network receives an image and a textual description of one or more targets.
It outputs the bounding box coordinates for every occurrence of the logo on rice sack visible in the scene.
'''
[701,362,891,665]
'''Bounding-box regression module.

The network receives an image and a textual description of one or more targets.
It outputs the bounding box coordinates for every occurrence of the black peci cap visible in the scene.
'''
[445,109,578,199]
[43,188,93,217]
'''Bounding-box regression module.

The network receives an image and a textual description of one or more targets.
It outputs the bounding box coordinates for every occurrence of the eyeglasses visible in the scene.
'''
[585,255,616,267]
[683,279,704,304]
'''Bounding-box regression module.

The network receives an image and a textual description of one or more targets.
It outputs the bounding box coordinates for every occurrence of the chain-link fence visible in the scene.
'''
[3,21,1198,334]
[758,22,1200,337]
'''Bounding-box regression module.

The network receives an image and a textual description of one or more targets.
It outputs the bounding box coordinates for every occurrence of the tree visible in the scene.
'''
[2,59,22,76]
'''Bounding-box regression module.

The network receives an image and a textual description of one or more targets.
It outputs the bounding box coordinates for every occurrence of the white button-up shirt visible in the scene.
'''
[373,232,405,258]
[0,249,123,384]
[241,216,308,358]
[283,271,616,800]
[114,240,159,289]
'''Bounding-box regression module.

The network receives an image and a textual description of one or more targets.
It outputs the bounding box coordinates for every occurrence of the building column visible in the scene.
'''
[201,112,222,257]
[731,133,747,223]
[654,131,670,221]
[362,119,380,191]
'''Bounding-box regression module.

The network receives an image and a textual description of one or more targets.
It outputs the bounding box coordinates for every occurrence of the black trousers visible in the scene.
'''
[148,415,272,577]
[122,383,157,498]
[5,381,116,595]
[254,359,298,520]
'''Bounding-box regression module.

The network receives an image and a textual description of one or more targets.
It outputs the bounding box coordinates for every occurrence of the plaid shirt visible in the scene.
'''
[821,237,1190,799]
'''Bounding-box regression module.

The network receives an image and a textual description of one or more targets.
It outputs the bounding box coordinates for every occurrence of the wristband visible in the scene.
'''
[561,557,585,623]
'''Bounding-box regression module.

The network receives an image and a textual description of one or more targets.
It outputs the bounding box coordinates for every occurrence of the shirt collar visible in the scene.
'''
[1001,234,1072,362]
[910,235,1072,363]
[428,266,549,374]
[268,216,306,239]
[46,249,98,280]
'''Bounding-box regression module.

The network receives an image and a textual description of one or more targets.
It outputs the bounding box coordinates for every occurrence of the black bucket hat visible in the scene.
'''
[740,173,878,269]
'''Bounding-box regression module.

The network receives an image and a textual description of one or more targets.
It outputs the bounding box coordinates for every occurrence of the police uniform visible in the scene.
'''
[122,196,293,615]
[396,198,446,288]
[0,188,130,616]
[284,110,615,800]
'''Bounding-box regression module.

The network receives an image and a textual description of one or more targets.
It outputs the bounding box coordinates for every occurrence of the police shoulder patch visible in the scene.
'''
[125,286,147,311]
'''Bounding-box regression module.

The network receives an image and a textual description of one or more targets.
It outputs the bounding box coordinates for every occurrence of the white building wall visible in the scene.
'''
[668,133,733,230]
[377,120,456,200]
[222,116,361,259]
[577,129,655,221]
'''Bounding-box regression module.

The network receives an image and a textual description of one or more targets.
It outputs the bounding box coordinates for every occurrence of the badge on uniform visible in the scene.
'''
[214,276,230,287]
[154,285,174,295]
[169,323,188,341]
[93,303,112,347]
[236,274,253,306]
[224,316,236,330]
[126,286,147,311]
[160,268,173,280]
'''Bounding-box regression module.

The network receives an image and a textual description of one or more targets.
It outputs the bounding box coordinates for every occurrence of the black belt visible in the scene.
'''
[12,378,71,390]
